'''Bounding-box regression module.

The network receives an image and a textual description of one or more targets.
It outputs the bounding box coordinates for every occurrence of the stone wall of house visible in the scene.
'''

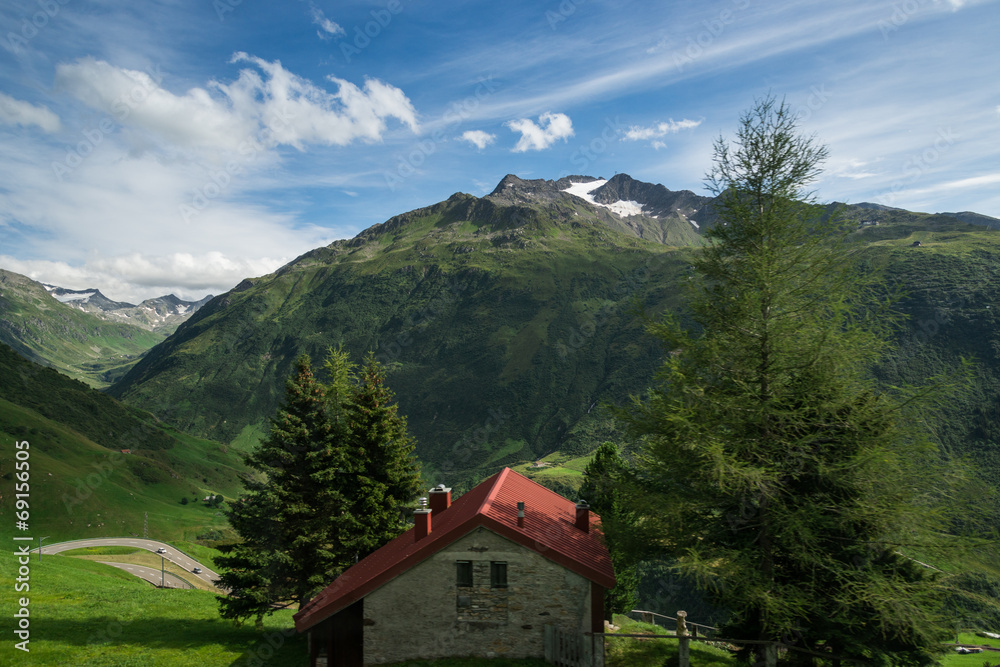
[362,526,600,664]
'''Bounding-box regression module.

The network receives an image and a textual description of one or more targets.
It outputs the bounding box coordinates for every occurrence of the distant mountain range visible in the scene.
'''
[0,269,209,387]
[43,285,213,333]
[96,173,1000,488]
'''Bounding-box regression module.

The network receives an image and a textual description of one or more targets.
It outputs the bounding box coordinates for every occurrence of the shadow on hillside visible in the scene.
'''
[29,616,308,665]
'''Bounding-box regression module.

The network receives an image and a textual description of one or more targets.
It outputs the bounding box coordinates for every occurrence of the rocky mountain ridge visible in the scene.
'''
[43,284,213,334]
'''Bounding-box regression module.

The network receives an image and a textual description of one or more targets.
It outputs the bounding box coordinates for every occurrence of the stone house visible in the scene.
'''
[293,467,616,666]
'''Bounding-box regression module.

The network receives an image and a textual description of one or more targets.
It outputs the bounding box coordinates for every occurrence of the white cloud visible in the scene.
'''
[829,158,880,180]
[0,93,61,133]
[0,137,337,302]
[53,55,419,154]
[0,253,285,303]
[310,5,345,39]
[55,58,253,151]
[645,37,670,55]
[623,118,701,142]
[893,172,1000,198]
[459,130,495,149]
[505,112,574,152]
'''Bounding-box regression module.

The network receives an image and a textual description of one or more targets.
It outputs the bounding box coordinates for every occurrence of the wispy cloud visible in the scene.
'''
[459,130,495,150]
[624,118,702,143]
[310,5,345,40]
[0,93,61,133]
[506,112,573,152]
[892,172,1000,198]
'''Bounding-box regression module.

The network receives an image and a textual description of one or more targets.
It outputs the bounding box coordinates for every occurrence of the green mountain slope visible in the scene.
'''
[110,180,698,485]
[108,174,1000,489]
[0,269,165,387]
[0,342,247,542]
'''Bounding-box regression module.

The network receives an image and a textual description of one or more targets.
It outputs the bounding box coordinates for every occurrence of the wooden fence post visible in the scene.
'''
[677,610,690,667]
[763,643,777,667]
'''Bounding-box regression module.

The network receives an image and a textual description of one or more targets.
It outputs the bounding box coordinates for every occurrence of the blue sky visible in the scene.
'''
[0,0,997,302]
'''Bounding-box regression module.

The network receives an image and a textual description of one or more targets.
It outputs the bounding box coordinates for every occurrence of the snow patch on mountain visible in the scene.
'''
[562,180,607,202]
[51,290,99,303]
[605,200,645,217]
[562,180,646,218]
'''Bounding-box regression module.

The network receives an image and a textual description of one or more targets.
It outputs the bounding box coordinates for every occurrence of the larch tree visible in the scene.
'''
[623,96,957,665]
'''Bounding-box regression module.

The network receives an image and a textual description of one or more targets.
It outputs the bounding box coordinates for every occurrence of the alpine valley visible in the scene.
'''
[50,171,996,492]
[0,269,211,387]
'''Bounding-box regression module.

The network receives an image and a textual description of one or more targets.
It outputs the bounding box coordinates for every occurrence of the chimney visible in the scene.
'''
[517,501,525,528]
[414,497,432,541]
[575,500,590,533]
[429,484,452,515]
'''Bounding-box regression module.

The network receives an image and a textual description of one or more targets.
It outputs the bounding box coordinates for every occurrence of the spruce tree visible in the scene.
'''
[343,352,422,556]
[216,356,352,625]
[624,96,955,665]
[216,350,422,626]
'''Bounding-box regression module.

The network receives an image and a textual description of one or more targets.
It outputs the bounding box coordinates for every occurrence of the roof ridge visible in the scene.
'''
[478,467,511,517]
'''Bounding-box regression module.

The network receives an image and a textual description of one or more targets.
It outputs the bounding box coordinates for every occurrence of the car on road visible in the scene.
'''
[156,548,166,554]
[193,567,202,574]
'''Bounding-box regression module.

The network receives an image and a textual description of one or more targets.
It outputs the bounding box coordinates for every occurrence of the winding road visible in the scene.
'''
[38,537,222,589]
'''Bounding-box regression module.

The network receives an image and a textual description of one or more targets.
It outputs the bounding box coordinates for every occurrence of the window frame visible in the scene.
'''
[456,560,473,587]
[490,561,508,588]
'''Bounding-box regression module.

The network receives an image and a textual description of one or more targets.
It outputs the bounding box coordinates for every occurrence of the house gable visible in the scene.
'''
[294,468,616,634]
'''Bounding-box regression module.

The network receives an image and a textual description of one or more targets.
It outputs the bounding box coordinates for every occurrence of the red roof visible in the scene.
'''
[294,467,616,632]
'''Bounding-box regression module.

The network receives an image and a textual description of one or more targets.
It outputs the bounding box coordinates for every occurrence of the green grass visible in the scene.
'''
[605,614,736,667]
[60,546,141,556]
[0,396,242,543]
[384,660,547,667]
[0,346,249,546]
[939,633,1000,666]
[0,550,305,666]
[511,450,597,493]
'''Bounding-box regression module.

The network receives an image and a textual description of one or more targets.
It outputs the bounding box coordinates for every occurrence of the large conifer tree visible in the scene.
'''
[342,353,422,555]
[624,96,955,665]
[217,350,420,625]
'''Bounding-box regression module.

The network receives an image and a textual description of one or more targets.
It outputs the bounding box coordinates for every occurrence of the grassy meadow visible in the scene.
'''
[0,549,305,666]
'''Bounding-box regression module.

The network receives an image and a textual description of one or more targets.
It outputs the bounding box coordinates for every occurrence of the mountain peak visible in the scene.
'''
[44,285,135,309]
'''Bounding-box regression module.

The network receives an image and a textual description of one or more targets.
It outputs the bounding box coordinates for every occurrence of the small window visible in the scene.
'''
[456,560,473,587]
[490,561,507,588]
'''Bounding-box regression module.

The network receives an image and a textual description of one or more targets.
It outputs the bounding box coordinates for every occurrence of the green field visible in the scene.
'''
[0,340,249,545]
[940,633,1000,666]
[0,550,305,666]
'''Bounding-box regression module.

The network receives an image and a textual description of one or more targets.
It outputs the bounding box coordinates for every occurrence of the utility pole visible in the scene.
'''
[143,512,148,539]
[37,536,50,562]
[161,554,165,588]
